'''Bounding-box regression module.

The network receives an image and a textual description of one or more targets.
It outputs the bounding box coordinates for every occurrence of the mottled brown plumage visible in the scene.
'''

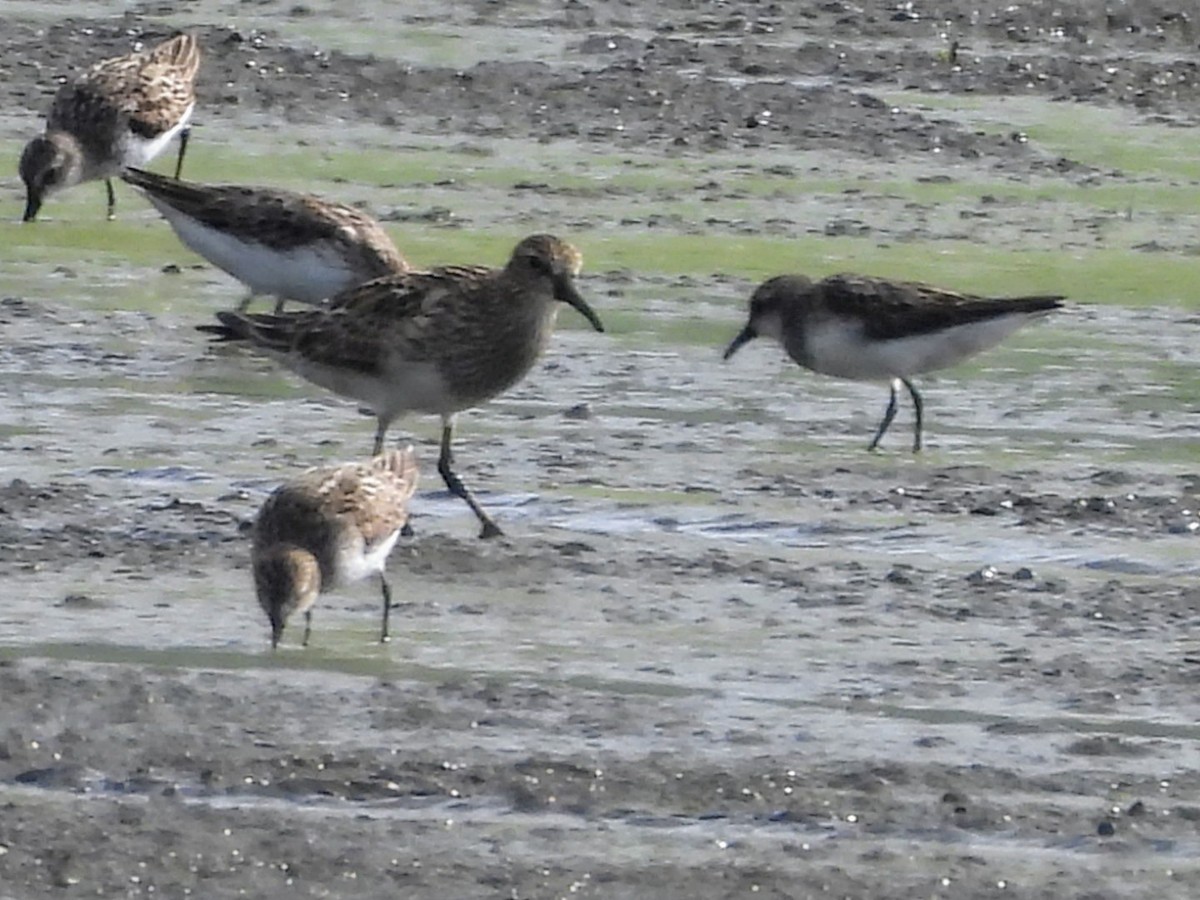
[252,447,419,648]
[122,167,408,310]
[200,234,604,538]
[20,33,201,221]
[724,273,1064,451]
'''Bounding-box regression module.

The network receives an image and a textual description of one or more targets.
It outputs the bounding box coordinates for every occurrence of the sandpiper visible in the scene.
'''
[201,234,605,538]
[20,32,201,222]
[723,273,1064,451]
[122,167,409,311]
[252,447,419,649]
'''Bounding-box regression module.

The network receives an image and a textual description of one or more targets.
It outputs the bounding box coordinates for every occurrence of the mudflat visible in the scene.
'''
[2,2,1199,898]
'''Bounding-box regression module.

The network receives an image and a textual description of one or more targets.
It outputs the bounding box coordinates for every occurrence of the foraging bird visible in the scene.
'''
[20,32,201,222]
[252,447,419,649]
[200,234,605,538]
[122,167,408,311]
[723,273,1064,451]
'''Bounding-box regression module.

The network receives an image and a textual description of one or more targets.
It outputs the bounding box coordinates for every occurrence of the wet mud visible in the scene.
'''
[2,1,1200,898]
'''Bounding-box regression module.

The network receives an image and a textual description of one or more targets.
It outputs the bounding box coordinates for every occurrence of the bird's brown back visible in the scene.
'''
[252,448,419,584]
[49,33,200,141]
[811,274,1064,342]
[123,167,408,273]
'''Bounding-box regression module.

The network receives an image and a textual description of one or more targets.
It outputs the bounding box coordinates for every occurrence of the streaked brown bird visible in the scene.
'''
[20,32,201,222]
[123,167,408,311]
[252,447,419,649]
[201,234,605,538]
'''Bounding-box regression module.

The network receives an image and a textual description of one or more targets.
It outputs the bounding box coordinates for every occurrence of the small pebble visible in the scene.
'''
[60,593,103,608]
[966,565,998,584]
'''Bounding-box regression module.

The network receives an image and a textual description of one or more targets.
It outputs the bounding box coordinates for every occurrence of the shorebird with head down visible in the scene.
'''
[20,32,201,222]
[252,447,420,649]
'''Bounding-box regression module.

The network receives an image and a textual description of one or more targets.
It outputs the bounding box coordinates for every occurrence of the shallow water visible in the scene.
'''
[3,121,1198,756]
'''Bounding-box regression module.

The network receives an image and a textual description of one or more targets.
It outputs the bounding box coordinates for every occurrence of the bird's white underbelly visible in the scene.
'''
[161,209,355,303]
[289,355,451,419]
[117,102,194,170]
[332,529,400,587]
[802,313,1037,380]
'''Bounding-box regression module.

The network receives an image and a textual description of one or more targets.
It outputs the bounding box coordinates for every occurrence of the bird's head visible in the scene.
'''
[722,275,813,360]
[19,133,82,222]
[508,234,604,332]
[253,546,321,649]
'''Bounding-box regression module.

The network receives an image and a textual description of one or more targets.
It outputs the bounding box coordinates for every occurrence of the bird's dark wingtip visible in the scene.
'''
[119,165,155,188]
[195,323,236,340]
[195,312,248,342]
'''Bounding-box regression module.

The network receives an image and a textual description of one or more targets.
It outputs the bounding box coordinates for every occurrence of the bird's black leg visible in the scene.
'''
[175,127,191,179]
[437,417,503,539]
[868,379,901,451]
[379,574,393,643]
[105,179,116,220]
[302,610,313,647]
[902,378,924,452]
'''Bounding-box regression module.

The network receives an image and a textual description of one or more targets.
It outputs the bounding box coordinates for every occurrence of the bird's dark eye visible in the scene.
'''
[528,255,551,274]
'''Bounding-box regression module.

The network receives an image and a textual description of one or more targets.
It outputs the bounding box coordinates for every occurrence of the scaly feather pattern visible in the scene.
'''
[122,166,407,309]
[21,32,202,220]
[252,448,420,647]
[201,234,604,538]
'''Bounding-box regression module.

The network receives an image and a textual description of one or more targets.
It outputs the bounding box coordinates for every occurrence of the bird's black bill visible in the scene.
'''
[722,324,757,360]
[555,276,605,332]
